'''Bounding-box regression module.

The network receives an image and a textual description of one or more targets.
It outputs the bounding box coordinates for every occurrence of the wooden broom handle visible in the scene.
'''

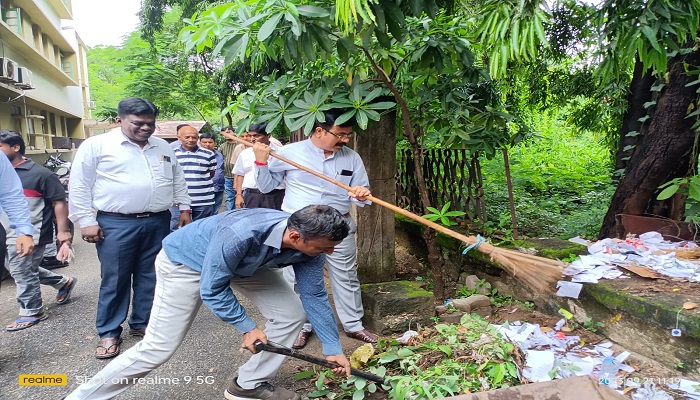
[227,135,487,250]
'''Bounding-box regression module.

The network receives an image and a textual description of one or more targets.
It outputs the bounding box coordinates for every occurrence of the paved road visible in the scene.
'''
[0,236,363,400]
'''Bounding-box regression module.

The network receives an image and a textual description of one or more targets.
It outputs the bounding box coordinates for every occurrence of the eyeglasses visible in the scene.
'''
[322,127,354,140]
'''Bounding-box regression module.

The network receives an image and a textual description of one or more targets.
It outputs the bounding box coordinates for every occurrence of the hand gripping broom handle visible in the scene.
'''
[228,135,490,253]
[253,341,385,384]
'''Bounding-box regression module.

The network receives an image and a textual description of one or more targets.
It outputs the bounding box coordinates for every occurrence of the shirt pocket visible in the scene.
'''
[336,170,353,186]
[160,161,173,180]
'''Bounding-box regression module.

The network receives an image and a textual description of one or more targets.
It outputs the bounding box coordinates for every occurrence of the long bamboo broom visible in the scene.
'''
[226,135,563,292]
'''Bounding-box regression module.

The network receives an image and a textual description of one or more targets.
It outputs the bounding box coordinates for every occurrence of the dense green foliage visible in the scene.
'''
[86,7,222,122]
[481,113,613,239]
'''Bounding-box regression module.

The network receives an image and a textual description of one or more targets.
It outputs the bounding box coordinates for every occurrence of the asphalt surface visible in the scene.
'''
[0,231,364,400]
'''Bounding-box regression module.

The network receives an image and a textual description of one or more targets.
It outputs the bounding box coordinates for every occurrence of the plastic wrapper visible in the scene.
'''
[56,242,75,263]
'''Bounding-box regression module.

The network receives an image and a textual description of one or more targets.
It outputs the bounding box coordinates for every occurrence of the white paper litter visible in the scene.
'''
[668,379,700,399]
[564,232,700,282]
[493,321,635,384]
[556,281,583,299]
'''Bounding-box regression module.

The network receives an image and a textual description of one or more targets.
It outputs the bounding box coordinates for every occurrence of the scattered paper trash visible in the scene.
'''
[631,381,674,400]
[396,329,419,344]
[556,281,583,299]
[565,232,700,282]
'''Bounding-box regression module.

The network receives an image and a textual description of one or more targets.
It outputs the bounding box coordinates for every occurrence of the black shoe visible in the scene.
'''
[224,377,300,400]
[40,257,68,269]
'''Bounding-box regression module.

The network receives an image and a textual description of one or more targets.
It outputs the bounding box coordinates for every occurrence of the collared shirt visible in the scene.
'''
[212,149,225,192]
[255,139,370,214]
[0,155,33,236]
[69,128,191,227]
[232,144,284,191]
[173,144,217,207]
[219,141,237,178]
[162,208,342,355]
[4,159,64,245]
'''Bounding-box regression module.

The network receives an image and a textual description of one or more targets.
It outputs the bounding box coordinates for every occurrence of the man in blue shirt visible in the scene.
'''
[0,144,34,262]
[65,205,351,400]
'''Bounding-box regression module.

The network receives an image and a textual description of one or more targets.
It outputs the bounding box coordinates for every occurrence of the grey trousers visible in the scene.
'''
[6,243,68,316]
[283,214,364,332]
[65,250,305,399]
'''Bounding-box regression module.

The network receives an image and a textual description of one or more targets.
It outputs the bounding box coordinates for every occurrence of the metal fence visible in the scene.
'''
[396,148,486,224]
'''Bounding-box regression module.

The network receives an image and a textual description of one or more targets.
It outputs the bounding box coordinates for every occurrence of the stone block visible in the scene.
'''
[439,312,465,324]
[459,273,492,295]
[451,295,491,312]
[361,281,434,335]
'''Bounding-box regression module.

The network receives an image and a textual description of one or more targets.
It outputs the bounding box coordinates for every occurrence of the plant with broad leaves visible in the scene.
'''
[657,176,700,223]
[423,201,466,227]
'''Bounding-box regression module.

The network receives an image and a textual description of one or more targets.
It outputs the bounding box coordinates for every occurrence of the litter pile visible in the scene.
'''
[495,321,634,384]
[493,320,700,399]
[565,232,700,283]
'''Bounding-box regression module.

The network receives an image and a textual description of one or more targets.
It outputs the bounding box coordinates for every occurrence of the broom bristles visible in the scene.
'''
[486,247,564,292]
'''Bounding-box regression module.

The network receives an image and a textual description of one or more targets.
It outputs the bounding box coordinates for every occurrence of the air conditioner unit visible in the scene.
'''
[15,67,34,89]
[0,58,18,83]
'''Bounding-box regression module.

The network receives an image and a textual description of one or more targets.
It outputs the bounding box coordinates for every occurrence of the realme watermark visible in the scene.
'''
[18,374,68,386]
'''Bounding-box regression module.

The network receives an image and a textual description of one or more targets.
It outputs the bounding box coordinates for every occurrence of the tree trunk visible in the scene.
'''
[612,56,655,180]
[599,45,700,239]
[355,111,397,283]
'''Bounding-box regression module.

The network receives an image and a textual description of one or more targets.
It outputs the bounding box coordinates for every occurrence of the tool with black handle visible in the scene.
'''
[253,340,385,384]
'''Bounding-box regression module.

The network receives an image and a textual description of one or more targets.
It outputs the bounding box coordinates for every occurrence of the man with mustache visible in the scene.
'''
[232,122,285,210]
[69,97,191,359]
[253,109,378,349]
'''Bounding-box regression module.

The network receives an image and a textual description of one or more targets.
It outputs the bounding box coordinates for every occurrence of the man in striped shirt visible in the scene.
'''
[170,125,217,231]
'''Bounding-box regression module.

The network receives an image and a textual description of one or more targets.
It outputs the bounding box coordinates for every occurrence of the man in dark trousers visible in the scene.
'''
[0,131,77,331]
[65,205,351,400]
[232,122,285,210]
[69,97,191,359]
[170,124,217,231]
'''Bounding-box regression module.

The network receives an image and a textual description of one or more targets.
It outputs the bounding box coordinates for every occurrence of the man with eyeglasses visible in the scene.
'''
[232,122,286,210]
[253,109,378,349]
[69,97,191,359]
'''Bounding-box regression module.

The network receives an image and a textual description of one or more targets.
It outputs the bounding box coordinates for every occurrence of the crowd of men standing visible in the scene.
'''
[0,97,379,400]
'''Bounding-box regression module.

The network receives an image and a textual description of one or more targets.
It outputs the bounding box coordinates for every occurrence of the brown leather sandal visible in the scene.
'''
[95,337,122,359]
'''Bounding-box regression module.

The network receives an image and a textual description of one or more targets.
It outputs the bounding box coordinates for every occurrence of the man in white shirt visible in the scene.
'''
[232,122,285,210]
[254,109,378,349]
[69,97,191,359]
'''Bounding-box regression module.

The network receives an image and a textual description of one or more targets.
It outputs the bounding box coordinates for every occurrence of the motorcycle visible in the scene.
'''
[44,150,71,196]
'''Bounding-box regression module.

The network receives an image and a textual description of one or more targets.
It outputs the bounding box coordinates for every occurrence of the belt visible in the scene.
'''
[98,210,168,218]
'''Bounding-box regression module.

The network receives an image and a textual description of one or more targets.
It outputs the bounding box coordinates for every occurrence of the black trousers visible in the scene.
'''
[243,188,285,211]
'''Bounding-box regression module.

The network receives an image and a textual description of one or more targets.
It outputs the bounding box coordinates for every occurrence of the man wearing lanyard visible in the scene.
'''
[254,109,378,349]
[69,97,191,359]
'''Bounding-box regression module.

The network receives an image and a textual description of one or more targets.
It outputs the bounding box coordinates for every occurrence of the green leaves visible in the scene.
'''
[423,202,466,227]
[258,12,283,41]
[474,0,551,78]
